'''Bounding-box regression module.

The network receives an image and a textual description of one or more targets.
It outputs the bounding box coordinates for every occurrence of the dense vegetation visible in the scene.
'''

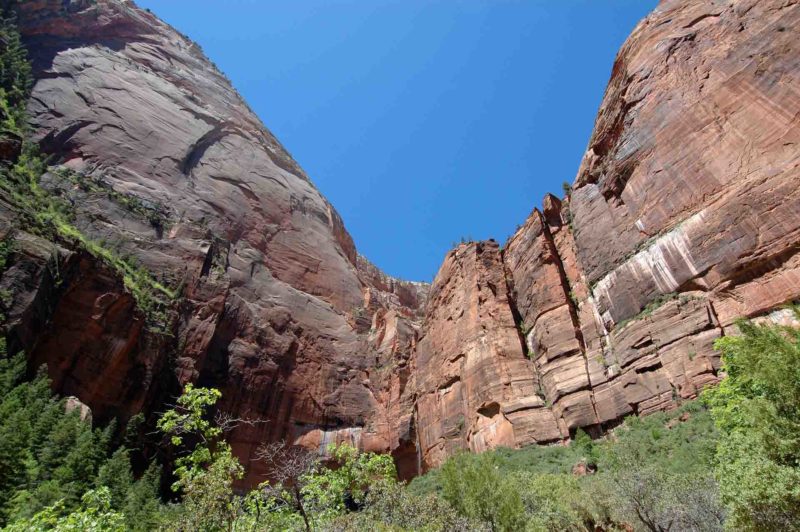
[0,345,162,531]
[409,401,722,531]
[704,314,800,530]
[0,6,799,531]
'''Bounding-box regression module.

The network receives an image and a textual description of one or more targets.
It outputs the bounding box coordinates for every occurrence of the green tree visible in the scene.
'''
[704,314,800,531]
[0,9,32,132]
[300,443,396,526]
[0,348,162,527]
[96,449,134,510]
[0,354,115,522]
[255,440,397,531]
[439,452,526,532]
[120,462,164,532]
[156,384,243,531]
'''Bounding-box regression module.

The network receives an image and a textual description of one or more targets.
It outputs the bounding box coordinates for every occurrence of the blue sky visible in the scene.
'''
[137,0,657,282]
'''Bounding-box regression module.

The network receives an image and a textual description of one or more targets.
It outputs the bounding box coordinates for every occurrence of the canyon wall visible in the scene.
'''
[1,0,798,483]
[411,0,800,469]
[4,0,427,485]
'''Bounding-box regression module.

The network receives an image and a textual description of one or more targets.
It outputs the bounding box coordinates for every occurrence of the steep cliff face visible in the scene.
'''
[3,0,799,483]
[414,241,561,470]
[411,0,800,469]
[573,0,800,329]
[5,0,428,486]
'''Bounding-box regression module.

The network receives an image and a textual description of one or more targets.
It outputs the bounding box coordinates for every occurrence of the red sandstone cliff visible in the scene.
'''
[411,0,800,469]
[1,0,798,483]
[3,0,427,485]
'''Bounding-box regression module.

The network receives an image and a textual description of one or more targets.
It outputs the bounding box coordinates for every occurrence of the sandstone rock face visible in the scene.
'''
[8,0,428,486]
[409,0,800,469]
[571,0,800,328]
[414,241,560,469]
[4,0,799,483]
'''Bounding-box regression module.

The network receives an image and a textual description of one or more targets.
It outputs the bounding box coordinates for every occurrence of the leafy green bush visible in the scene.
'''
[439,452,526,531]
[704,312,800,531]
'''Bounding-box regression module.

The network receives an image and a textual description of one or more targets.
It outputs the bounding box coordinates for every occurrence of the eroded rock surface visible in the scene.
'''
[8,0,428,486]
[409,0,800,469]
[3,0,799,482]
[414,241,560,469]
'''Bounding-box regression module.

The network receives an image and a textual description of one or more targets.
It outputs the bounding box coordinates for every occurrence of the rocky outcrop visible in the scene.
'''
[5,0,428,487]
[3,0,799,483]
[414,241,560,470]
[410,0,800,470]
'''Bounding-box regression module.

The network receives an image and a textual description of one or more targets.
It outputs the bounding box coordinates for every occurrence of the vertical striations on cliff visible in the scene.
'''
[2,0,799,483]
[408,0,800,470]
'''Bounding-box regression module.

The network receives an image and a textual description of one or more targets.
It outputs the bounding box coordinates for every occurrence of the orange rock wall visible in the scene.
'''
[410,0,800,469]
[4,0,799,482]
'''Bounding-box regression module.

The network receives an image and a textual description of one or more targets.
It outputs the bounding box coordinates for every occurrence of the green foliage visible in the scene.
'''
[4,487,125,532]
[703,313,800,530]
[439,452,526,531]
[0,11,31,134]
[327,480,487,532]
[0,354,103,521]
[0,348,164,529]
[156,384,244,531]
[300,443,396,524]
[573,428,598,467]
[568,289,578,307]
[161,445,243,532]
[600,406,724,531]
[155,384,400,531]
[119,463,163,532]
[412,402,724,531]
[96,449,134,510]
[409,434,585,498]
[157,384,223,483]
[0,234,13,273]
[512,472,590,531]
[603,401,717,475]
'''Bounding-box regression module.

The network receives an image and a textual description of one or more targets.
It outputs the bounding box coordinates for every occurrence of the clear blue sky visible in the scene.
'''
[136,0,657,282]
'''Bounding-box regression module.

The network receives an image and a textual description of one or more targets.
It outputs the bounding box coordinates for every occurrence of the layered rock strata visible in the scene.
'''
[414,241,560,470]
[2,0,799,482]
[6,0,428,486]
[410,0,800,469]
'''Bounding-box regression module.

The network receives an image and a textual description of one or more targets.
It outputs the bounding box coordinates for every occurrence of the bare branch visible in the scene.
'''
[254,440,320,485]
[214,411,269,433]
